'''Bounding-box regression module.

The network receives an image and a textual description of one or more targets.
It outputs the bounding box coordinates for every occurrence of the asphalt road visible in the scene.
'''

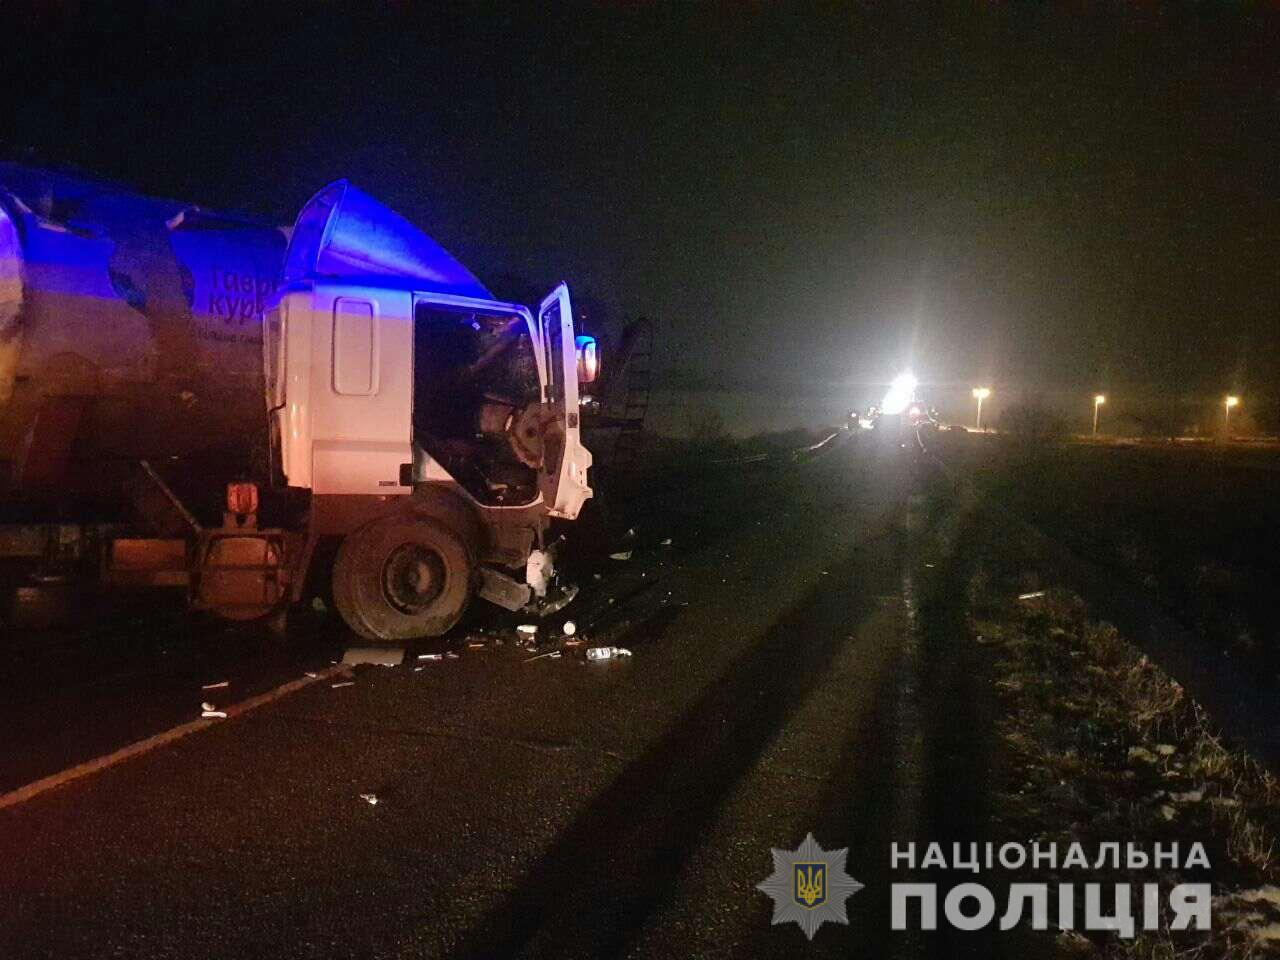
[0,436,1004,959]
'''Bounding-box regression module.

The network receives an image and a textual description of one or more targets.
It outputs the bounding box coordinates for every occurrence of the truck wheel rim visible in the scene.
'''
[382,543,446,614]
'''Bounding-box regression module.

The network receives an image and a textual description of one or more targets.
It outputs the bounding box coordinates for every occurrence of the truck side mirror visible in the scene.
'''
[575,335,599,384]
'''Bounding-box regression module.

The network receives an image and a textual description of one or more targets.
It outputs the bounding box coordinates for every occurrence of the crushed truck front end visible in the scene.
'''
[197,181,597,640]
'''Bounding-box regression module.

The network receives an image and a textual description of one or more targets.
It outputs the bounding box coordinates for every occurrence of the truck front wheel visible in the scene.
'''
[332,516,475,641]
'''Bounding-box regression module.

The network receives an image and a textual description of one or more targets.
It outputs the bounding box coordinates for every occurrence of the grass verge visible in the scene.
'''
[966,510,1280,958]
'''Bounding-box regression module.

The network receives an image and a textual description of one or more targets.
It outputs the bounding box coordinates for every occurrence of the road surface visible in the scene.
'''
[0,437,1003,959]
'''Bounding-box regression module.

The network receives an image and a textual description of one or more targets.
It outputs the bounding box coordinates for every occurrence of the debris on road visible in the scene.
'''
[330,681,355,689]
[200,709,227,719]
[609,550,633,561]
[585,646,632,661]
[660,538,672,546]
[525,650,563,662]
[343,645,406,667]
[1017,590,1046,600]
[467,641,487,649]
[359,793,379,806]
[200,680,229,691]
[200,701,218,712]
[516,624,538,637]
[417,653,444,661]
[446,652,460,660]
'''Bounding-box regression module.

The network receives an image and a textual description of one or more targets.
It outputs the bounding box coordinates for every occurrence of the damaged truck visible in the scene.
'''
[0,165,597,639]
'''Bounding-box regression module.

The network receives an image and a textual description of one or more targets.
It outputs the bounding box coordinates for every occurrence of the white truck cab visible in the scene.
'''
[197,181,595,640]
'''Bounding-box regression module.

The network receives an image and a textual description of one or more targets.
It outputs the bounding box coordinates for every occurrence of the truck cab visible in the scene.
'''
[197,182,595,640]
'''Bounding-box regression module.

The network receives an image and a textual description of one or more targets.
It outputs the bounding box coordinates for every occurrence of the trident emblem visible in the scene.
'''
[795,863,826,908]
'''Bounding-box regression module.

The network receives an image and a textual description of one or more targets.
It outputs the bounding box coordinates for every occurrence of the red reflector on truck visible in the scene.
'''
[226,482,259,516]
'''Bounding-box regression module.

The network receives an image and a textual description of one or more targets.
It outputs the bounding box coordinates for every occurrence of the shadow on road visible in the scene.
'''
[451,525,905,960]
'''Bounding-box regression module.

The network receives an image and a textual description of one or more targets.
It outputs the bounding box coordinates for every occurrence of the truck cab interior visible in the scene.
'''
[412,303,544,507]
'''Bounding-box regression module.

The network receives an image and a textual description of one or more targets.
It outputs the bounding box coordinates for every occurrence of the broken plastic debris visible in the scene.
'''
[660,538,672,546]
[516,624,538,636]
[331,681,355,689]
[305,671,318,679]
[609,550,633,561]
[417,653,444,661]
[201,701,217,712]
[562,620,577,637]
[446,652,460,660]
[201,680,229,691]
[524,649,563,662]
[467,641,486,649]
[585,646,633,661]
[1017,590,1046,600]
[359,793,379,806]
[201,710,227,719]
[344,645,406,667]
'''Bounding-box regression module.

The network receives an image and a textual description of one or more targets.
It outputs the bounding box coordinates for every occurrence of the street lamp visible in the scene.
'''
[1224,395,1240,436]
[1092,394,1106,436]
[972,387,991,431]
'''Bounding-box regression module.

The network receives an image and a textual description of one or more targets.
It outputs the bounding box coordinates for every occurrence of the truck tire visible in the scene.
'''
[332,516,475,641]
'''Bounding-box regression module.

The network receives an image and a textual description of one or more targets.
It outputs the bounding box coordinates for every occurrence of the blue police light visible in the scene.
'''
[575,334,599,384]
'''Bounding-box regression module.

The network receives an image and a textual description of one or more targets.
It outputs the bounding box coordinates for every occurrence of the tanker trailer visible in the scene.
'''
[0,163,288,505]
[0,167,597,640]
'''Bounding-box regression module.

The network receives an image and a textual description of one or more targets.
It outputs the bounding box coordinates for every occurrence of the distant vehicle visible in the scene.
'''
[0,166,598,639]
[906,403,939,433]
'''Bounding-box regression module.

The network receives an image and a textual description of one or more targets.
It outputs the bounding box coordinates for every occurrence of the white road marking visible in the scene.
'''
[0,665,350,812]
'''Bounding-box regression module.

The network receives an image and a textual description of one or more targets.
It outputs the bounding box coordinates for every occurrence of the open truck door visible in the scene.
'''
[537,283,593,519]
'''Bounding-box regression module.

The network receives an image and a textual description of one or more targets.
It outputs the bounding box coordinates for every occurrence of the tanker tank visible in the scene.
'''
[0,164,288,512]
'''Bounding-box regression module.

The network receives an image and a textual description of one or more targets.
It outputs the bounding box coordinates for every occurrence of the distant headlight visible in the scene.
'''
[882,372,917,415]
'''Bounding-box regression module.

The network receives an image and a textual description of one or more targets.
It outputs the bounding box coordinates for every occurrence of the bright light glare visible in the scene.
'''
[972,386,991,400]
[882,372,918,415]
[1095,394,1106,405]
[1225,395,1240,408]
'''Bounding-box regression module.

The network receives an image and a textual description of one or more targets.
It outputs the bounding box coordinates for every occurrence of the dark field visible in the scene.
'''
[975,441,1280,678]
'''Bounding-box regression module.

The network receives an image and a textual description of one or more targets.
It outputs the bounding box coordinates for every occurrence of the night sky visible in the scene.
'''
[3,2,1278,401]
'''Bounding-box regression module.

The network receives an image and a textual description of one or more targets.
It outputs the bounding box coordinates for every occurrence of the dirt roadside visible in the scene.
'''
[934,457,1280,958]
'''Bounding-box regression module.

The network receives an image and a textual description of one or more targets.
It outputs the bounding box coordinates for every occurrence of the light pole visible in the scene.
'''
[1224,395,1239,437]
[972,387,991,431]
[1092,394,1106,436]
